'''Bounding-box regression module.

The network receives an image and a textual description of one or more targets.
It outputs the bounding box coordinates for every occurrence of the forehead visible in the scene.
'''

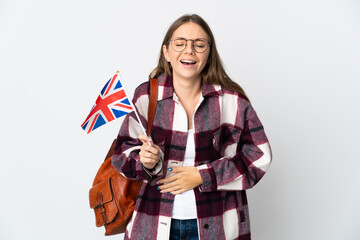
[172,22,209,40]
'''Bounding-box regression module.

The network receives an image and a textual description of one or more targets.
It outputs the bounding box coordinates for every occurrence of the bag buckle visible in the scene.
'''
[95,192,108,225]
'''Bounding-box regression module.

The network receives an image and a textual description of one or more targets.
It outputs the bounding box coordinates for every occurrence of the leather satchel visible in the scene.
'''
[89,78,158,235]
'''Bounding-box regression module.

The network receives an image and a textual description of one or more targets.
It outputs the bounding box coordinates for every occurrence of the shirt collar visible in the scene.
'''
[157,74,224,101]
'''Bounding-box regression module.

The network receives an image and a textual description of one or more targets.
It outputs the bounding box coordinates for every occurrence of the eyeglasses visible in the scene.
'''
[169,37,210,53]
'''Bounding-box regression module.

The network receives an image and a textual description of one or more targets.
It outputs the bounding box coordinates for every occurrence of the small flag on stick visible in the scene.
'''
[81,71,146,134]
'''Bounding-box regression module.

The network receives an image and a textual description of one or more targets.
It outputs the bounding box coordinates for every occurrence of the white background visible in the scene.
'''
[1,0,359,239]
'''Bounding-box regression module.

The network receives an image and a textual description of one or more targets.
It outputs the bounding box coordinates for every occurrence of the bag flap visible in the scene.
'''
[89,178,113,209]
[89,178,118,227]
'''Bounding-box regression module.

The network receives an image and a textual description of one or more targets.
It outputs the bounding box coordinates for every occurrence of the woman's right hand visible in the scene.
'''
[138,135,161,169]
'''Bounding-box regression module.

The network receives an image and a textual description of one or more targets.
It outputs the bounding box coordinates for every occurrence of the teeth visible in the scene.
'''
[181,60,196,64]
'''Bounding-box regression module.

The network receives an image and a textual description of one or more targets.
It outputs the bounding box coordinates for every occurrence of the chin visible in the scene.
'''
[181,74,201,81]
[175,71,201,80]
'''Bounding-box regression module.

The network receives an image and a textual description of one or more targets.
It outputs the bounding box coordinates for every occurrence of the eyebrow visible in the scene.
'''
[172,37,209,41]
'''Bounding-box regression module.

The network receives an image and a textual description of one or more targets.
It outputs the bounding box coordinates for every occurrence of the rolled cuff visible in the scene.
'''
[197,164,217,192]
[142,150,164,177]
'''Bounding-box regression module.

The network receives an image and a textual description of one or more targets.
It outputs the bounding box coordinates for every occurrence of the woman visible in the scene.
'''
[112,14,272,240]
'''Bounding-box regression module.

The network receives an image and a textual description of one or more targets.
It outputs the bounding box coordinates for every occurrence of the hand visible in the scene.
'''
[138,135,161,169]
[157,167,203,195]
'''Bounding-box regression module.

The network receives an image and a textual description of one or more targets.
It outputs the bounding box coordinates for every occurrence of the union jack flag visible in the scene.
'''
[81,73,134,134]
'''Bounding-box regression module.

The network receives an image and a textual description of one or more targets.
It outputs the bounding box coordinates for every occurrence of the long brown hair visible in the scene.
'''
[149,14,249,102]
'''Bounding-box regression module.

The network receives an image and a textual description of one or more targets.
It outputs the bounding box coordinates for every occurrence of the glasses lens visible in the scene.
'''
[171,38,186,52]
[194,39,208,53]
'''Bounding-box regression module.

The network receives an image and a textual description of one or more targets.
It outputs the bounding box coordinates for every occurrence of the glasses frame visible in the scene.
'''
[169,37,211,53]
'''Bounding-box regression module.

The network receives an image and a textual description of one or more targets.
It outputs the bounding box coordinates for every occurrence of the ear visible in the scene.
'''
[162,45,170,62]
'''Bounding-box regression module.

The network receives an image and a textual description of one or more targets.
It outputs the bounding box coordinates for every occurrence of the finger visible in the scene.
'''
[139,149,151,158]
[141,144,159,155]
[140,153,153,161]
[158,183,182,193]
[140,144,159,156]
[157,181,176,191]
[170,188,187,195]
[141,150,160,161]
[138,134,148,143]
[140,156,157,164]
[170,167,183,173]
[139,150,159,161]
[157,173,179,184]
[139,150,158,161]
[138,135,152,146]
[140,144,153,153]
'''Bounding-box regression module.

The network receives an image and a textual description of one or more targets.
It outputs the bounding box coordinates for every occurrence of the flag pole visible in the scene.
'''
[116,71,148,136]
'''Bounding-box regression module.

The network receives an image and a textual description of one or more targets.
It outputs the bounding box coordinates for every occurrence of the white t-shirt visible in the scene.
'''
[172,129,197,219]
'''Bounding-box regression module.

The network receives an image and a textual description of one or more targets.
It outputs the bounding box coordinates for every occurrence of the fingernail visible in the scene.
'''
[156,187,160,190]
[169,192,172,195]
[168,168,172,171]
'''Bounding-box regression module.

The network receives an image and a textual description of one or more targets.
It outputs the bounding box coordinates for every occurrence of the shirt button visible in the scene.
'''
[203,224,209,229]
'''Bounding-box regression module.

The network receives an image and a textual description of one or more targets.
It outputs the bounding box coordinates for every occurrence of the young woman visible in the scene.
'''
[112,14,272,240]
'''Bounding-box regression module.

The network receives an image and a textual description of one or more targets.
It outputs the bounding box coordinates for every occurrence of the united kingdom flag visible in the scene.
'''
[81,72,134,134]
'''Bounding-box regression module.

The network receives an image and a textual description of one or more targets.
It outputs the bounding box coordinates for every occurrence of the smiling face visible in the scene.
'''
[162,22,210,83]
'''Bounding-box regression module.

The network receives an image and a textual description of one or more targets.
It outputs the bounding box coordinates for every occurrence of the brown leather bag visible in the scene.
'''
[89,78,158,235]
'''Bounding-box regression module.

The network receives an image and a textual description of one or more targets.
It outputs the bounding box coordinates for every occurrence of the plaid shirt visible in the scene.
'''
[112,74,272,240]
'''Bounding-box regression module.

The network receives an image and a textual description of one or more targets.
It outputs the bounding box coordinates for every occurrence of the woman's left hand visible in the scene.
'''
[157,167,203,195]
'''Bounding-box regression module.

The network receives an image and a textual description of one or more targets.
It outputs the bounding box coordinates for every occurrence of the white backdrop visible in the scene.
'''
[1,0,359,239]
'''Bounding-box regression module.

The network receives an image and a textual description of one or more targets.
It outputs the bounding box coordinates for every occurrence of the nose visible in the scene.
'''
[184,40,195,54]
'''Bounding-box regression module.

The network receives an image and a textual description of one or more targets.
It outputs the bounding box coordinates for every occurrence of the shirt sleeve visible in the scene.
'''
[197,102,272,192]
[111,84,164,181]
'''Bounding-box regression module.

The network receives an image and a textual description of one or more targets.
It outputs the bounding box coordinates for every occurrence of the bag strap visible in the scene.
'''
[104,78,158,161]
[147,78,158,136]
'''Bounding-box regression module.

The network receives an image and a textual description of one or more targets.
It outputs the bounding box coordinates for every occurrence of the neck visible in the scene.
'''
[172,76,202,100]
[172,76,202,130]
